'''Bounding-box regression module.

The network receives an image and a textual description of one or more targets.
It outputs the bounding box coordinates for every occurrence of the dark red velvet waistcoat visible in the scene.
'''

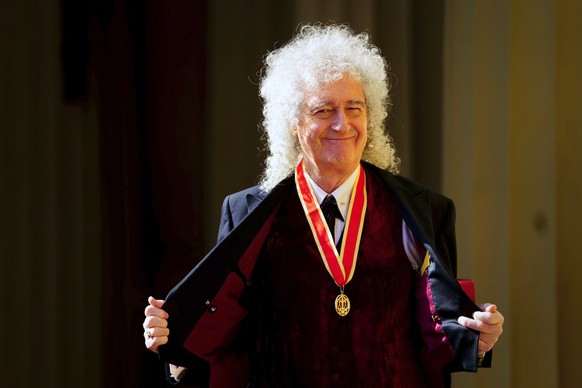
[246,170,428,387]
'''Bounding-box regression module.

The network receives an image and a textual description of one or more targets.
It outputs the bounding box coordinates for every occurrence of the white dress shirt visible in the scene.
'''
[304,167,359,245]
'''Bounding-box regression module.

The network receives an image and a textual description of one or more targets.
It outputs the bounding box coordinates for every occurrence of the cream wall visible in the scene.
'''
[444,1,582,387]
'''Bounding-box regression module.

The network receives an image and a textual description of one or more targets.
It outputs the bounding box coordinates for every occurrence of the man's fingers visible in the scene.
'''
[145,297,168,319]
[460,315,503,334]
[458,316,488,333]
[144,326,170,338]
[148,296,165,308]
[460,304,504,355]
[458,315,481,329]
[144,297,170,354]
[458,315,501,334]
[485,304,497,313]
[143,316,168,330]
[144,332,169,353]
[473,309,504,326]
[472,311,496,324]
[144,304,169,319]
[478,303,496,312]
[155,336,168,346]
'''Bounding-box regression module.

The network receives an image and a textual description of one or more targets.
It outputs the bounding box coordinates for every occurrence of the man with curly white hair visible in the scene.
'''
[143,23,504,387]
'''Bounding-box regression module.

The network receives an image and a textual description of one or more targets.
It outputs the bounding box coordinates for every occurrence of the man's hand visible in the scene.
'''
[458,303,504,355]
[143,296,170,353]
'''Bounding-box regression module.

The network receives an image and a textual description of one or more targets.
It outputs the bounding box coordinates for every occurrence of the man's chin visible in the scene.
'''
[319,158,360,173]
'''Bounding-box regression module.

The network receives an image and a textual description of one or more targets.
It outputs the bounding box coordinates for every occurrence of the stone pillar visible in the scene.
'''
[442,0,582,386]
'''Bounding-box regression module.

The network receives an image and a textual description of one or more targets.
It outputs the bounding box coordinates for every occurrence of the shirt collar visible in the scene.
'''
[304,165,360,221]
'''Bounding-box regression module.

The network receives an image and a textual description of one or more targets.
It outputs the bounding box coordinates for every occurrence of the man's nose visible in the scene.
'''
[331,110,350,132]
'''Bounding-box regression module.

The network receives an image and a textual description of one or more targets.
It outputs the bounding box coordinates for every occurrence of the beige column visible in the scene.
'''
[556,1,582,386]
[443,0,573,387]
[508,1,558,387]
[443,1,512,387]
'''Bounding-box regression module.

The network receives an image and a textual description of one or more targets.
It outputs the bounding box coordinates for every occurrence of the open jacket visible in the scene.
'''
[158,163,490,385]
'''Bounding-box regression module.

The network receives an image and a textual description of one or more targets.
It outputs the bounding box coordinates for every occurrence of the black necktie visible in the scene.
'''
[320,195,344,240]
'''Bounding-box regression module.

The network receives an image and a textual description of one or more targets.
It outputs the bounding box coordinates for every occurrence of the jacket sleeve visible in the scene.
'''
[431,196,457,277]
[429,196,489,372]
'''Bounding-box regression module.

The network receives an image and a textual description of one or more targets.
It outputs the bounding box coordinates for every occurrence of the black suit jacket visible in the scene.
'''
[159,163,489,384]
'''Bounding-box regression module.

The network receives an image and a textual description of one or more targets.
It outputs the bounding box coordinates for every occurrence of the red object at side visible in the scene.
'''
[457,279,475,303]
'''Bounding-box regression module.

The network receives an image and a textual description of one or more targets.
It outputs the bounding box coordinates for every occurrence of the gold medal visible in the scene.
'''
[295,161,366,318]
[335,290,351,316]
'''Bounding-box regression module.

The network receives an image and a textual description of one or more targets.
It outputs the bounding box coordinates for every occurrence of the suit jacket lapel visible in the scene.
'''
[366,164,435,249]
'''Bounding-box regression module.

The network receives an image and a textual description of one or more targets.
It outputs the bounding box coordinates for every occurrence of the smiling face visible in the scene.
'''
[294,75,368,184]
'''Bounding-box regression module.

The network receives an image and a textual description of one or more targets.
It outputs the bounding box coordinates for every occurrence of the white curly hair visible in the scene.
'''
[258,23,400,192]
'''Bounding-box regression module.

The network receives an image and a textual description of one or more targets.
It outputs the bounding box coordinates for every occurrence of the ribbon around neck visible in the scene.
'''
[295,160,367,287]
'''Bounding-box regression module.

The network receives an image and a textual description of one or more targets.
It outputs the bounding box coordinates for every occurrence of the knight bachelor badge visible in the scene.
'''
[335,290,350,316]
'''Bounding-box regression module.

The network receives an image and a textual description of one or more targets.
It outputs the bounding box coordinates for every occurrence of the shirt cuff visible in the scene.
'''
[169,364,188,382]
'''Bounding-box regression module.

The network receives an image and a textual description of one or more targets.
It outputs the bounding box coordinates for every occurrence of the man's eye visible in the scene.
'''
[313,109,333,117]
[346,107,362,115]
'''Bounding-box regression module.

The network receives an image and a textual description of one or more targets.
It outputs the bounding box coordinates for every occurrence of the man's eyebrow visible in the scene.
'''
[347,99,366,106]
[308,100,333,110]
[308,99,366,110]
